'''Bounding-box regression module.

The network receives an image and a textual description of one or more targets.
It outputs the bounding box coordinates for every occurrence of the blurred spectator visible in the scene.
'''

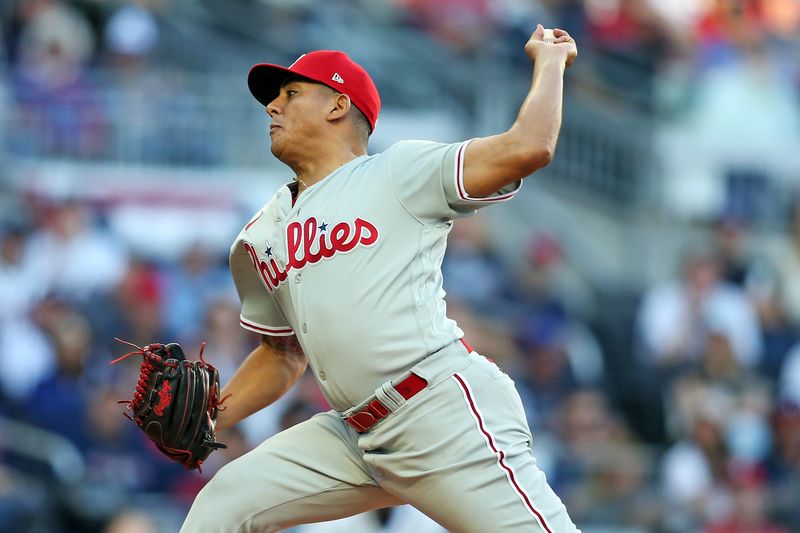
[0,464,49,532]
[694,0,764,62]
[582,0,671,109]
[23,200,128,303]
[683,41,800,197]
[743,200,800,379]
[489,0,556,65]
[666,329,773,446]
[159,245,234,343]
[0,225,55,405]
[101,2,219,166]
[0,225,44,321]
[703,466,788,533]
[662,361,775,531]
[89,258,168,351]
[661,382,733,531]
[23,298,94,447]
[643,0,709,47]
[442,298,519,366]
[759,0,800,38]
[767,402,800,527]
[517,232,596,321]
[82,384,195,497]
[548,389,638,505]
[9,0,105,157]
[28,379,192,531]
[394,0,493,55]
[763,200,800,329]
[567,441,661,529]
[194,298,250,381]
[779,344,800,407]
[637,245,762,372]
[442,215,518,318]
[654,3,800,220]
[513,305,604,433]
[0,299,55,405]
[103,3,159,68]
[711,216,753,287]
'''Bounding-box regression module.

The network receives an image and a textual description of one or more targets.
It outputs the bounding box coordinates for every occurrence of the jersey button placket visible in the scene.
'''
[319,371,327,381]
[295,273,302,283]
[302,323,307,333]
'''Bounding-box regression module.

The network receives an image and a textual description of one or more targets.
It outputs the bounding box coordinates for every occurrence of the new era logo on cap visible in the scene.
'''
[248,50,381,132]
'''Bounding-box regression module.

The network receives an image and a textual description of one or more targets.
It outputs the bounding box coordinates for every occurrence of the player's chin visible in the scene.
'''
[269,139,284,158]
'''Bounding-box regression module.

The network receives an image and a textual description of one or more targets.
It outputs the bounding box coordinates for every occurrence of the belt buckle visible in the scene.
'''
[347,410,376,432]
[346,399,391,433]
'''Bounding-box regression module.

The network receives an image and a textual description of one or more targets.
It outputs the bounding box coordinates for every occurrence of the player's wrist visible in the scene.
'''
[531,52,569,75]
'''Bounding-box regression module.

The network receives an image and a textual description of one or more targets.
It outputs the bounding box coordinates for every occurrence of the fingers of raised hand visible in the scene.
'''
[552,29,573,44]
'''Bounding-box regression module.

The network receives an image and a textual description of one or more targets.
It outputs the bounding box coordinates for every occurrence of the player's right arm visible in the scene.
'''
[461,24,577,198]
[215,334,307,431]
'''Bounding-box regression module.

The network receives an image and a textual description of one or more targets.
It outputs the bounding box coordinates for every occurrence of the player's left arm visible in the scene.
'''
[215,334,307,431]
[462,25,577,198]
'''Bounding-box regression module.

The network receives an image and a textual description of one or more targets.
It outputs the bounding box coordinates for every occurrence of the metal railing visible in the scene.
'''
[0,64,655,209]
[0,415,85,483]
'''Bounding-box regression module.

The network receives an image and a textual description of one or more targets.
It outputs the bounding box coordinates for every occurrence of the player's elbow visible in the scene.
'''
[527,144,555,170]
[510,141,554,178]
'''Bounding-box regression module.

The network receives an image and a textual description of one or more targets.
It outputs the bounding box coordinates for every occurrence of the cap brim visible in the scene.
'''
[247,63,295,107]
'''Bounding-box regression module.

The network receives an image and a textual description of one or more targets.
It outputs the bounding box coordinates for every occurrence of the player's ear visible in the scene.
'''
[327,93,351,123]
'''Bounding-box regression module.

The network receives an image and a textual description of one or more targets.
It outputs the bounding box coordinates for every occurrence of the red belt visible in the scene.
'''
[344,339,473,433]
[345,373,428,433]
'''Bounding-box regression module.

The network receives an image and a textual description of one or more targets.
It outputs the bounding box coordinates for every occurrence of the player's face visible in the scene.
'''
[266,79,336,160]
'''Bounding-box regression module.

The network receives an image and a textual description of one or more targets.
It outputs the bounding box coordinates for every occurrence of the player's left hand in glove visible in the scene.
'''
[111,339,228,470]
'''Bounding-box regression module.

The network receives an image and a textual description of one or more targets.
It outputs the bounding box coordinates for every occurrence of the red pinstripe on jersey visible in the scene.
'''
[452,372,553,533]
[244,211,263,230]
[454,140,519,203]
[239,316,294,336]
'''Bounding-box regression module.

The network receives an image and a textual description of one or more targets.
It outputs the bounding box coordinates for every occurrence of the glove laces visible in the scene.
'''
[110,338,166,417]
[110,338,231,417]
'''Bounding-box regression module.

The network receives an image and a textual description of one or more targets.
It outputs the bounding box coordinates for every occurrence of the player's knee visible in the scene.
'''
[181,462,284,532]
[181,464,245,531]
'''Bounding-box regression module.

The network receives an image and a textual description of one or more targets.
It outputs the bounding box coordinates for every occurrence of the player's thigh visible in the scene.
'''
[369,357,579,533]
[182,411,401,533]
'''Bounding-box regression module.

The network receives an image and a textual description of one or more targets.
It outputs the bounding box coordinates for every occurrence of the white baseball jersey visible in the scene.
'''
[229,139,520,410]
[188,139,579,533]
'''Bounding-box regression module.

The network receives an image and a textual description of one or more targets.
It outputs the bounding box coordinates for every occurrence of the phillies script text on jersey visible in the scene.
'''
[243,216,380,292]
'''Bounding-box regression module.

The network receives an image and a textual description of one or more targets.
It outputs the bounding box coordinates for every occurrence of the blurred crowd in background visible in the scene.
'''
[1,0,800,532]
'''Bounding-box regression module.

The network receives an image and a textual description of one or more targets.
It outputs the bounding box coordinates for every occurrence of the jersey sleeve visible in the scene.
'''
[230,243,294,336]
[389,139,522,223]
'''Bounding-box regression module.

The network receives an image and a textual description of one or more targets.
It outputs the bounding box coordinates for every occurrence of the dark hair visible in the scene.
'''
[329,87,370,146]
[350,104,371,146]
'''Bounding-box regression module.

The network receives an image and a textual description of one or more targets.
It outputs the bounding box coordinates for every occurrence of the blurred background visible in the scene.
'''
[1,0,800,531]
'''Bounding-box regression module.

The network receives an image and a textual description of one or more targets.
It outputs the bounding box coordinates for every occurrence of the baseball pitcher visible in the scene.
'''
[182,24,580,532]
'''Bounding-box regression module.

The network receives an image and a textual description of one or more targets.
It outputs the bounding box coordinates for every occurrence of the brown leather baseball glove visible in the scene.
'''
[111,340,228,470]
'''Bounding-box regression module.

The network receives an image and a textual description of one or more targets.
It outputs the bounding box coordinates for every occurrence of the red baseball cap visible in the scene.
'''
[248,50,381,131]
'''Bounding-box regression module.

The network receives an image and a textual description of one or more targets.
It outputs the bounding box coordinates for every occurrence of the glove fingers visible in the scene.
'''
[116,342,225,470]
